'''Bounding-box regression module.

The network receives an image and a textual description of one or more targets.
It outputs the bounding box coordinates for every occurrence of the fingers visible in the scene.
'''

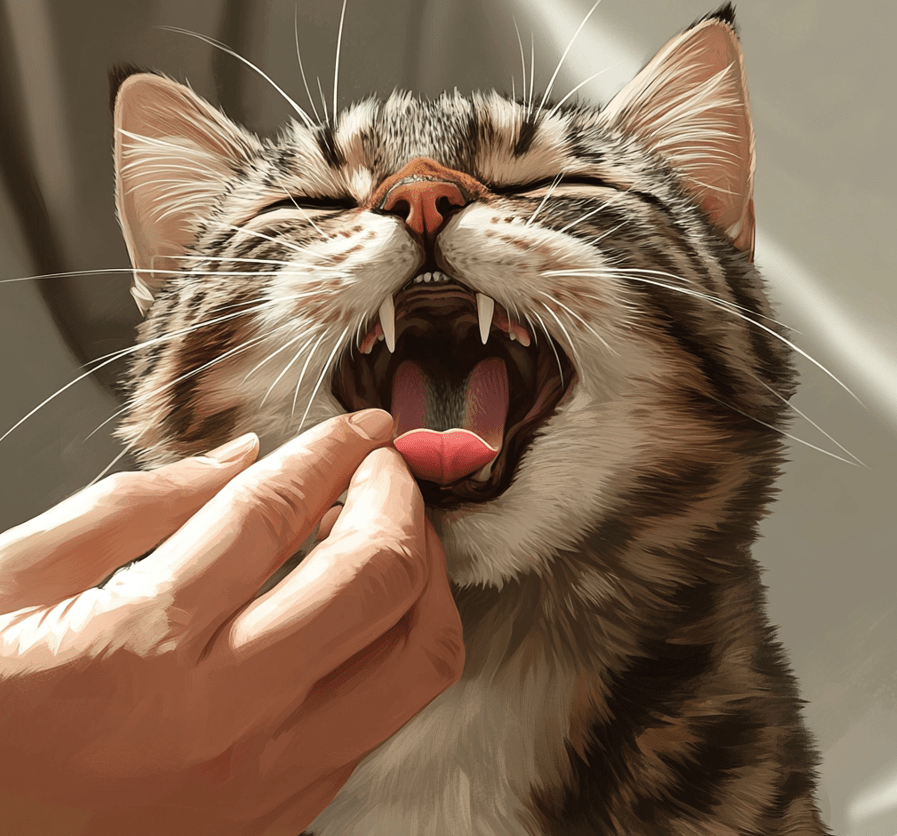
[259,519,463,801]
[136,410,394,634]
[315,504,343,541]
[0,434,260,611]
[209,447,429,711]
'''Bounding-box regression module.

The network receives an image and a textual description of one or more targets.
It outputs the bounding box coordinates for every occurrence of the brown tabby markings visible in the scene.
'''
[110,6,829,835]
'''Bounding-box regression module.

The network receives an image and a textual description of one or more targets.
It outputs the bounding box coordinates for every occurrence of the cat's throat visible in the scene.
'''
[330,277,574,507]
[392,356,508,485]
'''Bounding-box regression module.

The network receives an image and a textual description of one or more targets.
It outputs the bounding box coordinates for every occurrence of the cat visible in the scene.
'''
[110,5,831,835]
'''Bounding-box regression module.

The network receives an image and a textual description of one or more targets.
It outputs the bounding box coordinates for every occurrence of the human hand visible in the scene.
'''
[0,410,463,836]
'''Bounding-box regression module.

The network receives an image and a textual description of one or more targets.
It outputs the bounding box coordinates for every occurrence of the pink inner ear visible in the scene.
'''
[113,74,258,314]
[602,19,755,258]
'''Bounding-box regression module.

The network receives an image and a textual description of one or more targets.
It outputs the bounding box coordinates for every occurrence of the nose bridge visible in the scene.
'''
[374,157,489,240]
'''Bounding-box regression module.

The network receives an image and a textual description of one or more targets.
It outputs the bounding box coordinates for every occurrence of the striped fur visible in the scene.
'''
[113,7,829,835]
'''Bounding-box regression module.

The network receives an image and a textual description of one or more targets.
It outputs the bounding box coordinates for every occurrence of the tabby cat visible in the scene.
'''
[111,5,830,834]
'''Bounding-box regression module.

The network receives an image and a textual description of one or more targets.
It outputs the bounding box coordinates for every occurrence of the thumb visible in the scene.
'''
[0,434,259,611]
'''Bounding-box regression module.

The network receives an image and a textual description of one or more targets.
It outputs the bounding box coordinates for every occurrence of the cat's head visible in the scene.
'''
[114,9,794,587]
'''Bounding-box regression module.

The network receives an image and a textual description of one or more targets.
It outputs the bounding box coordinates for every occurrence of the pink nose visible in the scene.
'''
[381,179,466,238]
[375,158,477,240]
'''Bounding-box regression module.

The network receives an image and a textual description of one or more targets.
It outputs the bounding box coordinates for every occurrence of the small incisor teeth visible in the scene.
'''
[476,293,495,345]
[379,294,396,352]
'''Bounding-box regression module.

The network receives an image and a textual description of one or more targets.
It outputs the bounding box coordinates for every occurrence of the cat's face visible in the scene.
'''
[115,15,793,587]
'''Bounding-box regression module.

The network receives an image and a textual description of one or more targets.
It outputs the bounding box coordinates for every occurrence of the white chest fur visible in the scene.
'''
[308,648,576,836]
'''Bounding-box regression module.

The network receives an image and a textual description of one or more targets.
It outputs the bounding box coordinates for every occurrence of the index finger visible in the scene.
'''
[127,409,394,632]
[224,446,427,683]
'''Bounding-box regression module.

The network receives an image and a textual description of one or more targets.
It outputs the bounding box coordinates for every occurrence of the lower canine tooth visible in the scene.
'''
[476,293,495,345]
[379,295,396,352]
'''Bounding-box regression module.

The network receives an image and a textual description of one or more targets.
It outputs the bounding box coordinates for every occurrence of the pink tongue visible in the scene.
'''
[391,358,509,485]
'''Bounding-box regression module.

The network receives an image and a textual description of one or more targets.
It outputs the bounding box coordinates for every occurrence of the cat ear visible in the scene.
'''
[113,72,260,314]
[602,10,755,258]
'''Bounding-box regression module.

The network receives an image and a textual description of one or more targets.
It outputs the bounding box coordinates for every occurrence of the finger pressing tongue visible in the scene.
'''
[392,358,509,485]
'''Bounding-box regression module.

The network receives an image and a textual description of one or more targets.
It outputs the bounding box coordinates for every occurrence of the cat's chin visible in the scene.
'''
[331,274,576,509]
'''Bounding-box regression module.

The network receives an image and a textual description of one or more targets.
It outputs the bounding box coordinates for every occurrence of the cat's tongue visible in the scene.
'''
[392,358,508,485]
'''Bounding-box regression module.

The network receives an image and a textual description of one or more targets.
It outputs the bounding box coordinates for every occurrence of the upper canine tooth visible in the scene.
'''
[476,293,495,345]
[379,295,396,352]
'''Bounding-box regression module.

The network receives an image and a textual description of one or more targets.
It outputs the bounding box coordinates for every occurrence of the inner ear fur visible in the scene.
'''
[113,73,260,315]
[602,15,756,259]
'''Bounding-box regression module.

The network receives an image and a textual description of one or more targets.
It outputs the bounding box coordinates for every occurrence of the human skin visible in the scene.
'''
[0,409,464,836]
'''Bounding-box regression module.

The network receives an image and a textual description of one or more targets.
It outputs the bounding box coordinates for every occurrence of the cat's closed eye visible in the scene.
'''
[491,174,613,196]
[257,194,358,214]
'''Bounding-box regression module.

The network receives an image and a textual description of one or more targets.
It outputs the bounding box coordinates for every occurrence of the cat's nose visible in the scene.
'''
[375,158,477,240]
[381,179,466,238]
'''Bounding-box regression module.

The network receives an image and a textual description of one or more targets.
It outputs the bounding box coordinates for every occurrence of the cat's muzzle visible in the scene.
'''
[331,276,575,508]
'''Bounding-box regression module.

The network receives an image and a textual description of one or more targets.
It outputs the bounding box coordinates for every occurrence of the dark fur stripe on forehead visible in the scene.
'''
[316,123,344,168]
[513,114,539,157]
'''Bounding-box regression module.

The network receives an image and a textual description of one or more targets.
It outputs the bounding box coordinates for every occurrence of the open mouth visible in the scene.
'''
[331,271,575,508]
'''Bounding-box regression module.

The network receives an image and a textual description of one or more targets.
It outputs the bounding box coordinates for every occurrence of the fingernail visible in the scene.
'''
[349,409,394,440]
[205,432,259,463]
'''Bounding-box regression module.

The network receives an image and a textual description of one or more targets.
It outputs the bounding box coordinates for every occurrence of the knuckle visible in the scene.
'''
[95,470,147,505]
[221,474,309,549]
[363,534,429,598]
[141,467,194,500]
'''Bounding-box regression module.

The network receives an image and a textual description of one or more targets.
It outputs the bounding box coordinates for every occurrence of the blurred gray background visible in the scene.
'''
[0,1,894,833]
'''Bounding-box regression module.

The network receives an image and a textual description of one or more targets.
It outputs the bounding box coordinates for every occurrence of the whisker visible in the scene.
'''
[174,254,297,267]
[317,77,330,126]
[513,18,527,107]
[537,0,603,119]
[546,66,614,119]
[536,290,615,355]
[1,268,135,284]
[158,26,315,129]
[332,0,348,125]
[538,302,586,382]
[243,329,313,383]
[85,330,279,442]
[288,332,329,416]
[1,300,286,443]
[298,326,350,430]
[84,296,310,368]
[265,332,322,408]
[87,447,132,489]
[277,182,329,239]
[545,267,862,405]
[556,191,625,234]
[529,34,536,116]
[707,393,862,468]
[1,354,133,445]
[522,311,540,347]
[584,220,630,248]
[752,374,865,468]
[294,5,322,124]
[222,223,307,254]
[353,314,367,357]
[529,309,564,388]
[546,266,793,329]
[526,173,564,226]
